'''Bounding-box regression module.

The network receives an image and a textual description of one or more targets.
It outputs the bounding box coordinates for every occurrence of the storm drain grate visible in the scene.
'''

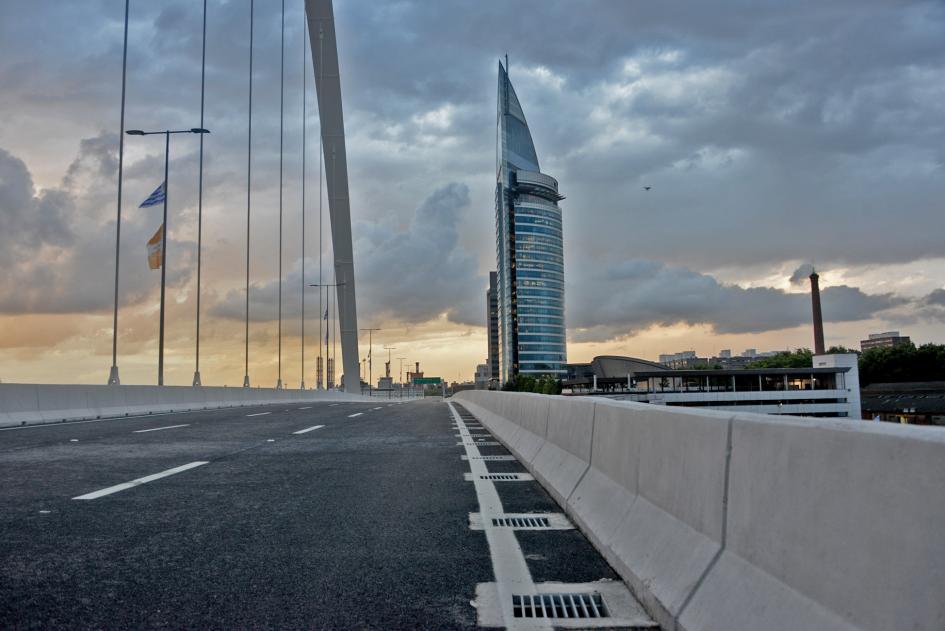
[463,455,515,461]
[512,593,608,619]
[480,473,529,481]
[493,516,550,528]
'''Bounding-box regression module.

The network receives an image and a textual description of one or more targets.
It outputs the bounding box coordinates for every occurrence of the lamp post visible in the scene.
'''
[125,127,210,386]
[309,282,345,390]
[397,357,406,399]
[360,327,381,394]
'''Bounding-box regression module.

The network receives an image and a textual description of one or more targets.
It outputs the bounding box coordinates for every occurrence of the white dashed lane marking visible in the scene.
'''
[293,424,326,435]
[246,412,271,417]
[348,412,363,418]
[133,424,190,433]
[72,461,209,500]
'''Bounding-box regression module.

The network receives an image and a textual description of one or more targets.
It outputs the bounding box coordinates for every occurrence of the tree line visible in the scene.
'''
[748,343,945,386]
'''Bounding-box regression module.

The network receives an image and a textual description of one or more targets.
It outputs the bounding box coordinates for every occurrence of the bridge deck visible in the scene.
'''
[0,399,653,629]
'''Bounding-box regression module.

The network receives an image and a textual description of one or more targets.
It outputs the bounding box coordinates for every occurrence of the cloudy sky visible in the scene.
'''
[1,0,943,386]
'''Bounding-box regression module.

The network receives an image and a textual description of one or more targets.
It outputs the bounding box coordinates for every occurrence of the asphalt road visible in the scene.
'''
[0,397,647,630]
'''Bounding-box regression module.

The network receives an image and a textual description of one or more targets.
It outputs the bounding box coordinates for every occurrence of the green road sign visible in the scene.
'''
[413,377,441,384]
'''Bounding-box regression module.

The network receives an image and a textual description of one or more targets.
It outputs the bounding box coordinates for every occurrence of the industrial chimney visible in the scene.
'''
[809,270,826,355]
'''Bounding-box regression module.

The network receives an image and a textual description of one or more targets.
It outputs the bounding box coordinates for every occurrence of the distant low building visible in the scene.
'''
[860,331,912,352]
[626,353,861,418]
[860,381,945,426]
[564,356,668,393]
[658,351,708,369]
[567,353,862,419]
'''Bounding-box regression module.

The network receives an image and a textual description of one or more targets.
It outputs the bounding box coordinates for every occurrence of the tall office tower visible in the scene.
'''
[486,271,500,382]
[495,61,567,383]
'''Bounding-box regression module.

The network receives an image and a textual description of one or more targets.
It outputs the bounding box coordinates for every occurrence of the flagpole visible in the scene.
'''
[108,0,130,386]
[193,0,207,388]
[158,131,170,386]
[243,0,254,389]
[276,0,285,390]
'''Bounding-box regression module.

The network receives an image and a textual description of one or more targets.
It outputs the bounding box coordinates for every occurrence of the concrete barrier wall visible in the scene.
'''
[453,391,945,631]
[0,383,369,428]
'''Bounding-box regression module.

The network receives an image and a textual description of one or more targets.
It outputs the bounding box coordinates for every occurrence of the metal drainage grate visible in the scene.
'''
[493,516,550,528]
[463,455,515,461]
[480,473,528,481]
[512,593,608,619]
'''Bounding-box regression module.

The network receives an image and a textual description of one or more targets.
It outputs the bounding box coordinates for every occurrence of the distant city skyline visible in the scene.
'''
[0,0,943,385]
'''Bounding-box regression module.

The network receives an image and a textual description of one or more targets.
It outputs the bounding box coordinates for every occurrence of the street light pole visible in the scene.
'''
[158,130,170,386]
[360,327,381,391]
[126,128,210,386]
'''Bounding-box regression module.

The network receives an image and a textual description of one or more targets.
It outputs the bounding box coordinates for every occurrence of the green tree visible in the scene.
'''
[748,348,813,369]
[858,343,945,385]
[501,374,561,395]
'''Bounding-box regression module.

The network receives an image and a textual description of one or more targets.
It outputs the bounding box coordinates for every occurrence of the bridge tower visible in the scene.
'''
[305,0,360,392]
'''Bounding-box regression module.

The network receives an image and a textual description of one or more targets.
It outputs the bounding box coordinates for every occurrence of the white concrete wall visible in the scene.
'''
[0,384,370,428]
[454,390,945,631]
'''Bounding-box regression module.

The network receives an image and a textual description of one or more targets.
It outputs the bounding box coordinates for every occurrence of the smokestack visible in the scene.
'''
[809,270,826,355]
[415,361,420,374]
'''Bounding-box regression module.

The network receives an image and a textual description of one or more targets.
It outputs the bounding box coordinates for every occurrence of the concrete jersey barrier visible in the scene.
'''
[453,390,945,631]
[0,383,371,428]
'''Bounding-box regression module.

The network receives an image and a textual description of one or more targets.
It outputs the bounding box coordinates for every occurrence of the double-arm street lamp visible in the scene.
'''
[126,127,210,386]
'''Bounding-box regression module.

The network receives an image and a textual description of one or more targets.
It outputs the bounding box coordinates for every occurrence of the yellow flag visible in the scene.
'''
[147,224,163,270]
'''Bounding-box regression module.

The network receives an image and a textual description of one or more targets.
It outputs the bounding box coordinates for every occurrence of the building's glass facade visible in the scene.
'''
[495,61,567,383]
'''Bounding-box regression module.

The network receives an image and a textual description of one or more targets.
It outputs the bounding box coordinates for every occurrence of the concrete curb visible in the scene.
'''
[454,390,945,631]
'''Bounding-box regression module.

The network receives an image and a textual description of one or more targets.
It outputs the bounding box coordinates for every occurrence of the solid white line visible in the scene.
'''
[133,424,190,433]
[449,403,549,631]
[293,424,325,435]
[298,406,312,410]
[246,412,271,417]
[72,461,209,500]
[348,412,363,418]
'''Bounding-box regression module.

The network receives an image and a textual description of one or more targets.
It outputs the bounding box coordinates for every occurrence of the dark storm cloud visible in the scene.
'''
[0,148,73,266]
[925,289,945,307]
[1,0,943,336]
[0,143,193,314]
[568,259,906,342]
[209,182,484,327]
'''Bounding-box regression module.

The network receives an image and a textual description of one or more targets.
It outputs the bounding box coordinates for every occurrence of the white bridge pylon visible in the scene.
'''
[305,0,360,392]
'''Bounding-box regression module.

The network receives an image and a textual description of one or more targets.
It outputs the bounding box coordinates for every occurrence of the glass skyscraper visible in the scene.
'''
[495,61,567,383]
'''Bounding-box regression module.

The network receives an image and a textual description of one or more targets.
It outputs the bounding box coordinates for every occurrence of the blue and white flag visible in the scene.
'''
[324,306,329,320]
[139,182,166,208]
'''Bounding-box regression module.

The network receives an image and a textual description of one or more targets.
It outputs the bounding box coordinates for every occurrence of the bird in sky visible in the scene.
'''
[643,186,652,191]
